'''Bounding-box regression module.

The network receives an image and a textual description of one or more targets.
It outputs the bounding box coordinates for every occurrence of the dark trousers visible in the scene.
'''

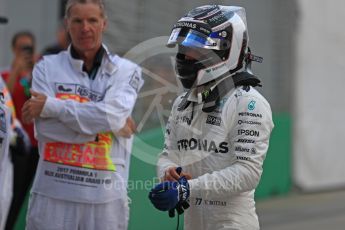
[5,147,39,230]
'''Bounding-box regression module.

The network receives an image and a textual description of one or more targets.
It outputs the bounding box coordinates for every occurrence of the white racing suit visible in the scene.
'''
[158,82,274,230]
[0,94,12,230]
[0,77,29,230]
[26,45,143,230]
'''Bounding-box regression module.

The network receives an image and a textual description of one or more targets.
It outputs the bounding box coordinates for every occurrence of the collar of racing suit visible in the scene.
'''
[70,45,105,80]
[67,44,118,78]
[177,71,262,113]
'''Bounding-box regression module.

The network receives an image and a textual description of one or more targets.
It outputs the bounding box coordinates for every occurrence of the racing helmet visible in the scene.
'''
[167,5,249,89]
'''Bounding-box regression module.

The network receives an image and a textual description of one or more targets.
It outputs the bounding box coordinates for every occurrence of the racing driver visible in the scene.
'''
[149,5,274,230]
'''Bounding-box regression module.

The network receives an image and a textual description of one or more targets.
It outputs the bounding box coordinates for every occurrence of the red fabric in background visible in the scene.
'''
[1,70,38,147]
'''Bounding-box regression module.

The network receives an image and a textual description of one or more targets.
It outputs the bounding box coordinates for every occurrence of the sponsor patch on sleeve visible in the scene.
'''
[129,71,140,92]
[206,115,222,126]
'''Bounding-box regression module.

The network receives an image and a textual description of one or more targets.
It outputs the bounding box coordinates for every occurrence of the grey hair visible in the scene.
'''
[64,0,107,19]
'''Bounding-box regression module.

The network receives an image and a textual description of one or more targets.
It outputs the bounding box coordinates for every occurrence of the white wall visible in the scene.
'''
[294,0,345,190]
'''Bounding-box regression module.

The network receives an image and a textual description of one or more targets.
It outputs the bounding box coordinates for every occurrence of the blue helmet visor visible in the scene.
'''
[167,28,221,50]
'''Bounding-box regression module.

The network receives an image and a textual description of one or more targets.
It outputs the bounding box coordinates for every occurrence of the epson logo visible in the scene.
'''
[177,138,228,153]
[238,112,262,118]
[237,129,260,137]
